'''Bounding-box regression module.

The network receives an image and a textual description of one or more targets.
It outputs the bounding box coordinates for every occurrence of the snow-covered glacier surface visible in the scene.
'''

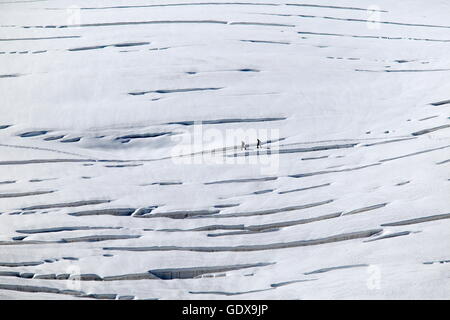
[0,0,449,299]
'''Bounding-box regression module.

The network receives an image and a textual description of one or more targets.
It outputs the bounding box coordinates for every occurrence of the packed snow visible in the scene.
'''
[0,0,449,299]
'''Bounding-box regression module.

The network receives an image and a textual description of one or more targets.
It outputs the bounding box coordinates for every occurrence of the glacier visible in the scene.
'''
[0,0,449,299]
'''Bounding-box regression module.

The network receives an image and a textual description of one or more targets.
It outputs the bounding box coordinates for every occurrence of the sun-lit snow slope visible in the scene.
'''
[0,0,449,299]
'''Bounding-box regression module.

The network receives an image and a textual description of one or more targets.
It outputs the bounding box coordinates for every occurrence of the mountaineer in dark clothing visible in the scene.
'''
[257,139,261,149]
